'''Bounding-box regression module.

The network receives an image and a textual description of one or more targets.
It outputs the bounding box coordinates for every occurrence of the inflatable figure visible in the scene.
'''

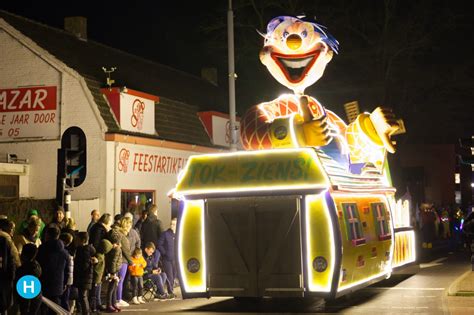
[241,16,400,173]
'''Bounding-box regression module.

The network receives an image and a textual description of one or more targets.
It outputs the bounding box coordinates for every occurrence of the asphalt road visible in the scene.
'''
[120,250,473,314]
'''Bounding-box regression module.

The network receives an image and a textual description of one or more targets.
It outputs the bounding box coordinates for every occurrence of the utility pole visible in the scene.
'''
[228,0,237,151]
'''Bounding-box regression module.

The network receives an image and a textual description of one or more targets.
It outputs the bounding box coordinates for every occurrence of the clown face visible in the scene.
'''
[260,16,338,94]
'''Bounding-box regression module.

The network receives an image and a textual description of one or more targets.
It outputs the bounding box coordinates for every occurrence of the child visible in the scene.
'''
[129,248,147,304]
[90,238,113,312]
[73,232,96,315]
[105,229,122,312]
[15,243,42,315]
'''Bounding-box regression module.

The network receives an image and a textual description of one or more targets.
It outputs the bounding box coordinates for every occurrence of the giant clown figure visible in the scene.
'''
[240,16,401,174]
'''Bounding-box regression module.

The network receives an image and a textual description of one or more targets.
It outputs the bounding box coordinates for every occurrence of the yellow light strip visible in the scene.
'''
[178,199,207,293]
[305,192,336,292]
[392,230,416,268]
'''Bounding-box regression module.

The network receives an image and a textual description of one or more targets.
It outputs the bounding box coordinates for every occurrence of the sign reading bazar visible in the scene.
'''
[175,148,330,195]
[0,86,59,141]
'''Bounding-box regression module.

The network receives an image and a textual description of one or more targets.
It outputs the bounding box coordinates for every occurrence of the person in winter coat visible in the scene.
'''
[36,225,71,314]
[59,233,74,311]
[124,212,141,252]
[90,238,113,313]
[140,205,163,249]
[50,207,67,230]
[14,216,42,254]
[158,217,177,297]
[16,209,45,241]
[113,217,133,307]
[143,242,169,299]
[89,213,112,250]
[105,229,123,312]
[0,218,20,314]
[129,248,147,304]
[15,243,42,315]
[73,232,97,315]
[134,209,148,233]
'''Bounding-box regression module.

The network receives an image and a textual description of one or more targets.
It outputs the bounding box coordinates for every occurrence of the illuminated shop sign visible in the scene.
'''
[0,86,59,141]
[117,146,188,175]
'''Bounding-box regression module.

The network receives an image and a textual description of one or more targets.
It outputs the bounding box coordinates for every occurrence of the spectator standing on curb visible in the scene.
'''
[89,213,112,250]
[0,218,20,314]
[14,216,42,254]
[158,217,177,298]
[36,225,70,315]
[124,212,141,252]
[87,209,100,234]
[90,239,113,313]
[50,207,67,230]
[129,248,147,304]
[17,209,45,240]
[105,229,122,313]
[15,243,42,315]
[59,233,74,312]
[141,205,163,249]
[111,217,133,307]
[134,210,148,233]
[74,232,97,315]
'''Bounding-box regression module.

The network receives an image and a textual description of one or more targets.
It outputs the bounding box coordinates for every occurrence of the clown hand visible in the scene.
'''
[369,107,400,153]
[299,96,331,147]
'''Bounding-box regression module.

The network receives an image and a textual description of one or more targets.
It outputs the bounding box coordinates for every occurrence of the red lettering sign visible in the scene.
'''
[0,86,57,112]
[118,148,187,175]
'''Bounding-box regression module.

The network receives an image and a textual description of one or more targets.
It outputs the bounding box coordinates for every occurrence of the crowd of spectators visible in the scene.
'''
[0,204,178,314]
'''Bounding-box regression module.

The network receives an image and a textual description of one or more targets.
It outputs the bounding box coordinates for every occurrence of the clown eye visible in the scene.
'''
[283,31,289,38]
[301,30,308,38]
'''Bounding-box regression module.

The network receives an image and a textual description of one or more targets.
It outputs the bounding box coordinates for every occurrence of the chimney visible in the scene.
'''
[201,67,218,86]
[64,16,87,40]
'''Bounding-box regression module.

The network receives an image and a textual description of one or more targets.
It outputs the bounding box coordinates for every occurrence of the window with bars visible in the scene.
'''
[371,202,391,241]
[342,203,366,245]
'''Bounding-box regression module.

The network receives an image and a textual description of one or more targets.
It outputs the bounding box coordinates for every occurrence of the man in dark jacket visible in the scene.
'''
[74,232,96,315]
[143,242,169,299]
[140,205,163,249]
[37,225,70,314]
[157,217,177,297]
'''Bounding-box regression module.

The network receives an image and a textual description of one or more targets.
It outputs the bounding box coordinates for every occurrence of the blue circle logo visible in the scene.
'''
[16,275,41,299]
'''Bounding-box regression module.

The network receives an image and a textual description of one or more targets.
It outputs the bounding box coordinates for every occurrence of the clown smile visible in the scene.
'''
[271,50,321,83]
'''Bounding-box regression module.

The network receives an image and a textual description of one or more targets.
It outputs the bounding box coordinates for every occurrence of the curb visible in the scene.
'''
[447,270,474,297]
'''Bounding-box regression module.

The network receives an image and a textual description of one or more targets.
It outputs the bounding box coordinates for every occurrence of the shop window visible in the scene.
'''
[371,203,391,241]
[121,190,155,218]
[342,203,366,245]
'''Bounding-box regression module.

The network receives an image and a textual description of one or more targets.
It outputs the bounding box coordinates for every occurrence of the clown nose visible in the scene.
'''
[286,34,302,50]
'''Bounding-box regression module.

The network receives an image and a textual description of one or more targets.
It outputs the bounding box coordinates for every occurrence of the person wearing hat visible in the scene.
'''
[17,209,45,241]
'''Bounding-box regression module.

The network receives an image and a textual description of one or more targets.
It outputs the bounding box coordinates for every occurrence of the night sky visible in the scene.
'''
[1,1,473,144]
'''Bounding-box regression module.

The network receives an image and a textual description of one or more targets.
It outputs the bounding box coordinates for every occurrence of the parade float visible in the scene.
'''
[173,16,415,299]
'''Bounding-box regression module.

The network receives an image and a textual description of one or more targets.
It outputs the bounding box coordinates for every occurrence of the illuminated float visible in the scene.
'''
[173,16,415,299]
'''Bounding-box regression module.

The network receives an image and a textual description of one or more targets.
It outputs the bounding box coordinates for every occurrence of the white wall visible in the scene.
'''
[0,24,105,220]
